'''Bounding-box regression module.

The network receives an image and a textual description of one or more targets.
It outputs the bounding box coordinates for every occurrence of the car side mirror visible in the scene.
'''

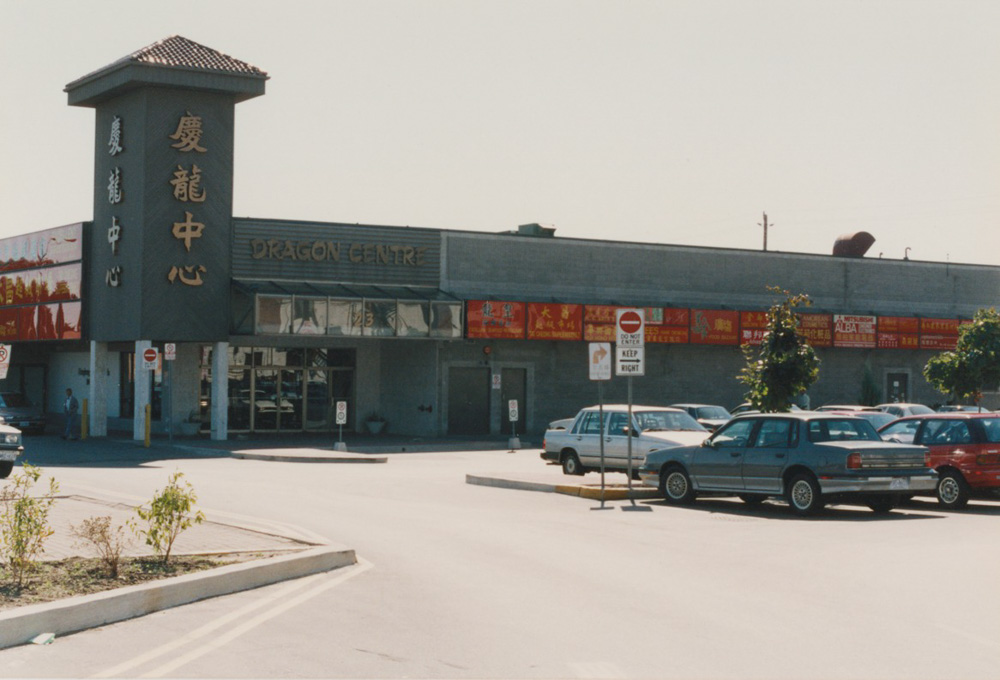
[701,439,713,448]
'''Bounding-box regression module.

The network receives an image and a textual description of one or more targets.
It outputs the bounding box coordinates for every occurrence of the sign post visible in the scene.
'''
[616,309,646,509]
[334,400,348,451]
[507,399,519,452]
[0,345,11,381]
[589,342,612,510]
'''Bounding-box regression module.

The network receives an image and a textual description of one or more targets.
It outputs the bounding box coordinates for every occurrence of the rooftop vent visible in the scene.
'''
[832,231,875,258]
[511,223,556,238]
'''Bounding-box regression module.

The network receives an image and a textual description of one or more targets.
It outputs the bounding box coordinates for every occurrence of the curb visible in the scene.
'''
[0,545,356,650]
[230,451,388,464]
[466,474,660,500]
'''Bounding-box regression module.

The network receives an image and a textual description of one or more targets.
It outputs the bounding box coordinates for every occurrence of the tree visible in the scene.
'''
[739,289,820,413]
[924,308,1000,406]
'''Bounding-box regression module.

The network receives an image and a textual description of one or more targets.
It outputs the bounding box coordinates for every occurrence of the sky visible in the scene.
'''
[2,0,999,265]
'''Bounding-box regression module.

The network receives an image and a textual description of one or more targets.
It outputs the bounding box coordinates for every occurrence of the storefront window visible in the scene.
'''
[363,300,396,337]
[291,296,326,335]
[328,299,362,336]
[228,369,252,431]
[256,295,291,334]
[397,301,429,337]
[430,302,462,338]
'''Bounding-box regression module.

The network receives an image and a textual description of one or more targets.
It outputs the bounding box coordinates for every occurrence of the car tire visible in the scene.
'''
[561,452,585,476]
[738,494,765,506]
[867,498,897,514]
[786,473,824,516]
[661,466,696,505]
[936,470,970,510]
[0,461,12,479]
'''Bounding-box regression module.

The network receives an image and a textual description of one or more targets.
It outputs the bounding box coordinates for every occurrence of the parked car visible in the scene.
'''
[729,402,804,417]
[0,422,23,478]
[639,412,936,515]
[547,417,575,430]
[0,392,46,435]
[814,405,881,412]
[879,413,1000,508]
[669,404,732,431]
[822,409,897,430]
[542,405,709,475]
[936,404,990,413]
[877,403,934,418]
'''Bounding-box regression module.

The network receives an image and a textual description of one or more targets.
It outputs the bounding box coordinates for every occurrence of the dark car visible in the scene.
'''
[879,413,1000,508]
[669,404,732,432]
[640,412,936,515]
[0,392,46,434]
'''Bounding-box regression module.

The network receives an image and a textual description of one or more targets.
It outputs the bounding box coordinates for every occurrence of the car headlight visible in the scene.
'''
[4,433,20,445]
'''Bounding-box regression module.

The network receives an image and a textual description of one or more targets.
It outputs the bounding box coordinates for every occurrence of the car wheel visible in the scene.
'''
[0,461,12,479]
[787,473,824,516]
[868,498,897,514]
[936,470,970,509]
[738,495,765,506]
[561,452,585,476]
[661,466,696,504]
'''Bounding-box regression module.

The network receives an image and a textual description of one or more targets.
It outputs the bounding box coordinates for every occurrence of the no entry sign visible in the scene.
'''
[616,308,645,348]
[142,347,159,370]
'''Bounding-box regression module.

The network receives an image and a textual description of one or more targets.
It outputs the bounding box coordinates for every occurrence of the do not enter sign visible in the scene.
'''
[616,308,645,348]
[142,347,159,370]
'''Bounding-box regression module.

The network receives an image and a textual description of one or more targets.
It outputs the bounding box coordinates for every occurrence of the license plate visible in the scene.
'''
[0,451,18,462]
[890,477,910,490]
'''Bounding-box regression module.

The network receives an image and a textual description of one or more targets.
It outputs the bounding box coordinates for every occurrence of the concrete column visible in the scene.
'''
[133,340,152,441]
[88,341,109,437]
[211,341,228,440]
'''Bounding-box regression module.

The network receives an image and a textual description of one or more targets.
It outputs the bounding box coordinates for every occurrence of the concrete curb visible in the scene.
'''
[0,544,356,650]
[229,451,388,464]
[466,474,660,500]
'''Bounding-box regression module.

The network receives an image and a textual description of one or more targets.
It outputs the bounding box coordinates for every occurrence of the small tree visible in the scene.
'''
[739,289,820,412]
[130,471,205,564]
[0,465,59,588]
[71,515,133,578]
[925,308,1000,406]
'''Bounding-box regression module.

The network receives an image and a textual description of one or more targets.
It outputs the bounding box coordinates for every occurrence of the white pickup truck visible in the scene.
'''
[541,405,710,475]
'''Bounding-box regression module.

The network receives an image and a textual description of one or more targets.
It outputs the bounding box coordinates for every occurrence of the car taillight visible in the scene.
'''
[925,452,932,468]
[847,452,862,469]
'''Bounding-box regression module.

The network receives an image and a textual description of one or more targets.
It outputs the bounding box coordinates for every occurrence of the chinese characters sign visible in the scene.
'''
[834,315,877,348]
[527,304,582,340]
[466,301,526,339]
[690,309,739,345]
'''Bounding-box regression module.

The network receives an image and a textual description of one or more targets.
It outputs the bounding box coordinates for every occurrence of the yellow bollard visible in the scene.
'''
[81,399,88,440]
[144,403,151,448]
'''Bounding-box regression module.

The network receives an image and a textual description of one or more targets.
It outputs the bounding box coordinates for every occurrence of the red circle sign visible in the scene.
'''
[619,310,643,334]
[143,348,158,363]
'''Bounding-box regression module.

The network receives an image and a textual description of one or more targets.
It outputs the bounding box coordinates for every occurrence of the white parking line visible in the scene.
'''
[90,557,372,679]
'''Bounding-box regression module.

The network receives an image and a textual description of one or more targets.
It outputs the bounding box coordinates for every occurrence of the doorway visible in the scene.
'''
[447,367,490,435]
[885,371,909,403]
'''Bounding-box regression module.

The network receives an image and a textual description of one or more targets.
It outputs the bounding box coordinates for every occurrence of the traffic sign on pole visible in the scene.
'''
[589,343,612,381]
[142,347,159,370]
[616,308,645,348]
[616,346,645,376]
[0,344,10,380]
[335,400,348,425]
[508,399,519,422]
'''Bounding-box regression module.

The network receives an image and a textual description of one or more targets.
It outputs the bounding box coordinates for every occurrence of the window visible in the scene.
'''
[712,419,755,448]
[754,419,793,448]
[808,418,880,442]
[923,419,972,445]
[981,418,1000,443]
[607,412,629,436]
[578,412,603,435]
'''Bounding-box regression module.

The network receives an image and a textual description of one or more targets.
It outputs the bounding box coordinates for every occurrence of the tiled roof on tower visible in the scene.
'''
[122,35,266,76]
[66,36,267,107]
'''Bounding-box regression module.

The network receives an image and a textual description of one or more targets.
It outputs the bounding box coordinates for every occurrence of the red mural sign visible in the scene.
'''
[796,314,832,347]
[466,300,526,339]
[878,316,920,334]
[878,333,920,349]
[527,303,583,341]
[920,334,958,350]
[690,309,739,345]
[739,311,769,346]
[921,318,961,335]
[583,306,688,343]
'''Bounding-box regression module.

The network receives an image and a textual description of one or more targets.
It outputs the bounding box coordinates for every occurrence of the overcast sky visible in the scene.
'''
[2,0,999,265]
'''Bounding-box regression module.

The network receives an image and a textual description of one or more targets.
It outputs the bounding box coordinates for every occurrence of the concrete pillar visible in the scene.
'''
[211,341,228,441]
[88,341,109,437]
[133,340,152,441]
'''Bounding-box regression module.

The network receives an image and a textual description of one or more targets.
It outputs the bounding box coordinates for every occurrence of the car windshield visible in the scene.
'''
[696,406,731,419]
[0,393,29,408]
[807,418,880,442]
[634,411,706,432]
[907,404,934,415]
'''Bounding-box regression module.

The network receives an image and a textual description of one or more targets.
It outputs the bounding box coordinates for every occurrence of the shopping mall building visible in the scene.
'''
[6,36,999,441]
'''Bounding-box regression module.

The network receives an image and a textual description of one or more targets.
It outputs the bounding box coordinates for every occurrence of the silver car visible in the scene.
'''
[639,412,937,515]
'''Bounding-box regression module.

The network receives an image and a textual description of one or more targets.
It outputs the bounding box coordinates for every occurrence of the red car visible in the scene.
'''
[879,413,1000,509]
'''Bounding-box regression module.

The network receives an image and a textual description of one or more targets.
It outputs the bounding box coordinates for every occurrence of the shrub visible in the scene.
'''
[0,465,59,587]
[130,471,205,564]
[71,515,133,578]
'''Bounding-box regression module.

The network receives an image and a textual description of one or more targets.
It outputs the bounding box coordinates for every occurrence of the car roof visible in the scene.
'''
[885,412,998,422]
[669,403,725,409]
[581,404,685,413]
[732,411,859,421]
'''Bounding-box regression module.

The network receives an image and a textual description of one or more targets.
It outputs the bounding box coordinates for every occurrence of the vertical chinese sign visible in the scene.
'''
[166,112,209,288]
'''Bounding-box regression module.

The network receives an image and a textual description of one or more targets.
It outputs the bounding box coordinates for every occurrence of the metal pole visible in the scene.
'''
[599,382,606,508]
[627,376,634,502]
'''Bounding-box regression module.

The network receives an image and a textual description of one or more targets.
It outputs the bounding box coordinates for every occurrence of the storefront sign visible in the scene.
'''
[690,309,739,345]
[797,313,832,347]
[739,311,769,345]
[527,303,583,340]
[466,300,526,339]
[920,318,961,335]
[920,334,959,350]
[834,315,876,348]
[584,306,688,343]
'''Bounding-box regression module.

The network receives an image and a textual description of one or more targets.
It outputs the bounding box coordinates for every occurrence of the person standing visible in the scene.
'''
[63,388,79,440]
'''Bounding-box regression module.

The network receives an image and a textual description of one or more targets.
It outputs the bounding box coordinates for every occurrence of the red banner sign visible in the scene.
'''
[466,300,526,339]
[878,333,920,349]
[796,313,832,347]
[833,315,876,348]
[878,316,919,334]
[690,309,739,345]
[527,303,582,341]
[921,318,961,335]
[920,334,959,350]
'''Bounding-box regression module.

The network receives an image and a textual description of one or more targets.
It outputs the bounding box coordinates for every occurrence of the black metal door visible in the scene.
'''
[448,368,490,435]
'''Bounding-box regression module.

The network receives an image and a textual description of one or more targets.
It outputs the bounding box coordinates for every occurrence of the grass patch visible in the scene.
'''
[0,552,270,610]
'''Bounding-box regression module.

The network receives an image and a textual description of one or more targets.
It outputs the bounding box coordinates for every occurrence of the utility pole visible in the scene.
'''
[758,212,772,251]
